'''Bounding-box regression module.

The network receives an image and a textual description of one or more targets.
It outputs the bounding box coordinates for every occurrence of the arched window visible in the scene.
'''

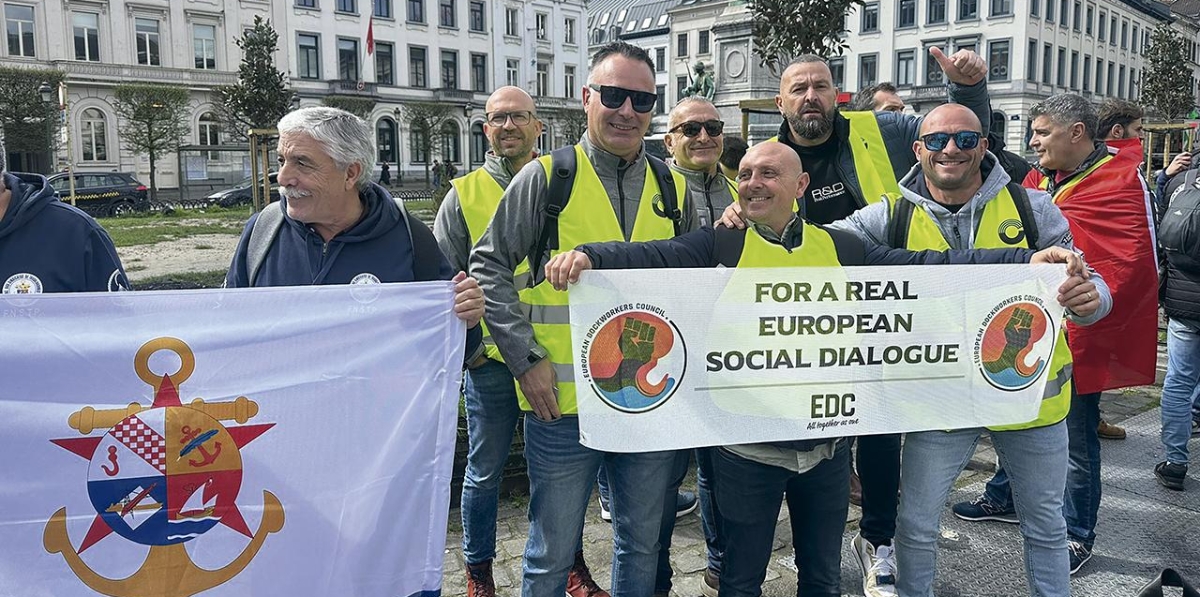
[80,108,108,162]
[198,112,221,160]
[377,118,397,164]
[440,121,461,163]
[470,122,486,165]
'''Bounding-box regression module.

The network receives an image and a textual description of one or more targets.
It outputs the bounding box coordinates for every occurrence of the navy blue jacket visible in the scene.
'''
[225,182,482,358]
[579,221,1036,269]
[0,172,128,293]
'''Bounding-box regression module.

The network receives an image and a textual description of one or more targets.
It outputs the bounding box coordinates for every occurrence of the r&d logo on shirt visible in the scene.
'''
[810,182,847,202]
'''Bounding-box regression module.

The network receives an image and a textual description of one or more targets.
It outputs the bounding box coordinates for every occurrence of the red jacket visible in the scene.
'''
[1023,139,1159,394]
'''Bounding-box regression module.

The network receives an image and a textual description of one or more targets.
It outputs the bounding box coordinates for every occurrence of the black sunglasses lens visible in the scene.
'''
[597,86,656,113]
[955,132,980,149]
[630,91,656,113]
[924,133,949,151]
[704,120,724,136]
[680,122,702,136]
[598,86,625,109]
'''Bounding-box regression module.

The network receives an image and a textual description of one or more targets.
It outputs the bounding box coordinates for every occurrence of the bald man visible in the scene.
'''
[435,87,606,597]
[829,103,1110,597]
[543,140,1092,597]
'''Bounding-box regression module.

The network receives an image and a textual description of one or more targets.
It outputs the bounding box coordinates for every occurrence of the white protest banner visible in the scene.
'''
[569,264,1068,452]
[0,283,464,597]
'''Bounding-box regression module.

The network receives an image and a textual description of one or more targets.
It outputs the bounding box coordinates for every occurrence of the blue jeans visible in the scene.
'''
[597,451,694,593]
[461,360,522,564]
[983,387,1101,549]
[696,447,725,573]
[522,414,674,597]
[1162,318,1200,465]
[896,423,1069,597]
[713,443,850,597]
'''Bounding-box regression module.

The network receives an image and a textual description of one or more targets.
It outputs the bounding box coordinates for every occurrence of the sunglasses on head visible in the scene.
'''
[670,119,724,137]
[920,131,982,151]
[587,84,657,113]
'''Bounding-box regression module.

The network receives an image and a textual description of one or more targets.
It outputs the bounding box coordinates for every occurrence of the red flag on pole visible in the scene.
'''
[366,16,375,55]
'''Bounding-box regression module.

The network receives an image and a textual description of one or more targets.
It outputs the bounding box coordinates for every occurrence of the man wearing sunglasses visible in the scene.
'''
[470,41,697,597]
[830,103,1111,596]
[539,140,1095,597]
[953,94,1158,577]
[435,87,612,597]
[665,97,738,228]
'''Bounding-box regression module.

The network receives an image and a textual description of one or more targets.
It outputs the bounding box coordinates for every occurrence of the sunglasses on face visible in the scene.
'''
[587,84,657,113]
[920,131,982,151]
[486,111,533,127]
[670,119,725,137]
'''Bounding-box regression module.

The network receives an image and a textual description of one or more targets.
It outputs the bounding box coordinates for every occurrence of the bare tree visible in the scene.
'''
[113,84,190,201]
[399,102,455,186]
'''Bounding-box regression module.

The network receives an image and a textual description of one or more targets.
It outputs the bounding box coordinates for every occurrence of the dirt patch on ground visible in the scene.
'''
[119,233,240,281]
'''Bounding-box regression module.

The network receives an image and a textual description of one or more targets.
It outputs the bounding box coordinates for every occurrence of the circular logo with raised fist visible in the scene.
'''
[974,298,1055,391]
[581,307,686,413]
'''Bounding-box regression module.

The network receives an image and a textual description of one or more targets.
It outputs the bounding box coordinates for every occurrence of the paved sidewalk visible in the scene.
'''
[441,384,1193,596]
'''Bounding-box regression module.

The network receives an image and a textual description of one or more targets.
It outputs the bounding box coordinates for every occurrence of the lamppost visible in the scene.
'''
[38,81,75,206]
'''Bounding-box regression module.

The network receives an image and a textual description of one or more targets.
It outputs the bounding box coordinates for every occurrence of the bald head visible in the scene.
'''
[485,85,536,114]
[736,142,809,234]
[919,104,982,136]
[484,85,542,162]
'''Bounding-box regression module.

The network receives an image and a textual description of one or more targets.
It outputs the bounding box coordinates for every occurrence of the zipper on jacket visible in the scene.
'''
[617,164,628,238]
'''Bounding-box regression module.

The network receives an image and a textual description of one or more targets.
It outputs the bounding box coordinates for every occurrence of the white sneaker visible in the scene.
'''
[852,532,897,597]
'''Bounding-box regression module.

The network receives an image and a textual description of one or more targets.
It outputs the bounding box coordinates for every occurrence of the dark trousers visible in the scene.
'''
[856,433,901,544]
[713,442,850,597]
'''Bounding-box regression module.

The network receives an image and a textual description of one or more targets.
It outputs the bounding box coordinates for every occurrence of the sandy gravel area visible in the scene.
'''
[119,233,240,281]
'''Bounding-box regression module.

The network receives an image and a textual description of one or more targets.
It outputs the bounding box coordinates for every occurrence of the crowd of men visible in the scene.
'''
[2,36,1192,597]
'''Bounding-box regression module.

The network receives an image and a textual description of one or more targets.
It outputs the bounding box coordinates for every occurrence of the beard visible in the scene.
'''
[786,102,835,140]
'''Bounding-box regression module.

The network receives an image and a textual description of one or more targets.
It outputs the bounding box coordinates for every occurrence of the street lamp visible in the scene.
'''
[38,80,75,206]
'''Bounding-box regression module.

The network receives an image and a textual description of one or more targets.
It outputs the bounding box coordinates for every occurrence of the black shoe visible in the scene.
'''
[951,496,1018,524]
[1155,461,1187,490]
[1067,540,1091,575]
[675,490,698,517]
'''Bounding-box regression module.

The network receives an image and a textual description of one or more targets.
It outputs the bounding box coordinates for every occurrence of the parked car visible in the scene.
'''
[46,172,149,216]
[206,173,279,207]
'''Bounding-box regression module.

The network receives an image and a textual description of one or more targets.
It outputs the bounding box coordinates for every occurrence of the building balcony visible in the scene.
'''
[535,96,579,110]
[329,79,378,96]
[52,61,238,87]
[433,87,475,103]
[909,84,948,101]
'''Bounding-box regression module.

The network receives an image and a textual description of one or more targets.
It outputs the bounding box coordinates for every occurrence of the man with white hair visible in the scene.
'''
[224,107,484,353]
[0,133,129,293]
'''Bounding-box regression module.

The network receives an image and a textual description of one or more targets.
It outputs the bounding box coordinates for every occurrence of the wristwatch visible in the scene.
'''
[526,345,548,365]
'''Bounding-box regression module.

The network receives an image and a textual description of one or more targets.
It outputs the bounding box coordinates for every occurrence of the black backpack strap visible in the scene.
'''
[713,225,748,267]
[886,195,915,249]
[394,196,443,281]
[530,146,577,278]
[1008,182,1040,249]
[646,155,683,236]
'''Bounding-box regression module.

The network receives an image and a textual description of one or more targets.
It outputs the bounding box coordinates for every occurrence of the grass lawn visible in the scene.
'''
[98,206,251,247]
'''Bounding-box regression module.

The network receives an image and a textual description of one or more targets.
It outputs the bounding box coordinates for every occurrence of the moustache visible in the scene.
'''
[279,187,312,199]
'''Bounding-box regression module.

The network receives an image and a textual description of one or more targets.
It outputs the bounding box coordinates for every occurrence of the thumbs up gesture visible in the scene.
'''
[930,46,987,86]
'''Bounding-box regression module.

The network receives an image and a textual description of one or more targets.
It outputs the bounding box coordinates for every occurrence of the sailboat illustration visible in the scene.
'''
[176,481,218,522]
[104,484,162,532]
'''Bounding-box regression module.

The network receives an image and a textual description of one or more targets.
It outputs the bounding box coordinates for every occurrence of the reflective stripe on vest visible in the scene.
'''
[766,112,897,206]
[890,192,1073,430]
[454,169,529,362]
[1038,154,1113,204]
[518,145,686,414]
[887,186,1036,252]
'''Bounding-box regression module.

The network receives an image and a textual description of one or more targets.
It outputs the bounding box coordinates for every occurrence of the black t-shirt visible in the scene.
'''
[790,135,856,225]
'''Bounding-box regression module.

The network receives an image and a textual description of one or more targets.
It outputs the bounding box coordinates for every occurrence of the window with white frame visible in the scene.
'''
[80,108,108,162]
[536,61,549,96]
[194,24,216,70]
[896,50,915,86]
[5,3,35,57]
[505,7,519,36]
[506,58,519,86]
[135,18,160,66]
[564,64,576,98]
[198,112,221,160]
[73,12,100,61]
[564,17,576,45]
[535,12,548,40]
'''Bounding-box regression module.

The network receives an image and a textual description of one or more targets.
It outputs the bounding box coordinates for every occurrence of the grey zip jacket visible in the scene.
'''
[470,135,698,378]
[829,152,1112,325]
[668,158,736,228]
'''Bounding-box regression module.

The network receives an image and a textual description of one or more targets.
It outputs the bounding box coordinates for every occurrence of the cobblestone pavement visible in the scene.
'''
[441,383,1190,596]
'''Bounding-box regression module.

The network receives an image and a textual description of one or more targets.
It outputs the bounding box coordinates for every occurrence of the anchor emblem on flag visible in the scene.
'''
[43,337,285,596]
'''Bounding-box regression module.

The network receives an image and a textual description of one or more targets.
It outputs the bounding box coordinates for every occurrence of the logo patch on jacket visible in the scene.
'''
[4,273,43,294]
[350,273,381,285]
[998,218,1026,245]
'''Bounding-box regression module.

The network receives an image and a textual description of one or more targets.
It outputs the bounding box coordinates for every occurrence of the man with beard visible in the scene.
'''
[434,87,612,597]
[770,49,990,225]
[831,103,1110,596]
[762,48,991,597]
